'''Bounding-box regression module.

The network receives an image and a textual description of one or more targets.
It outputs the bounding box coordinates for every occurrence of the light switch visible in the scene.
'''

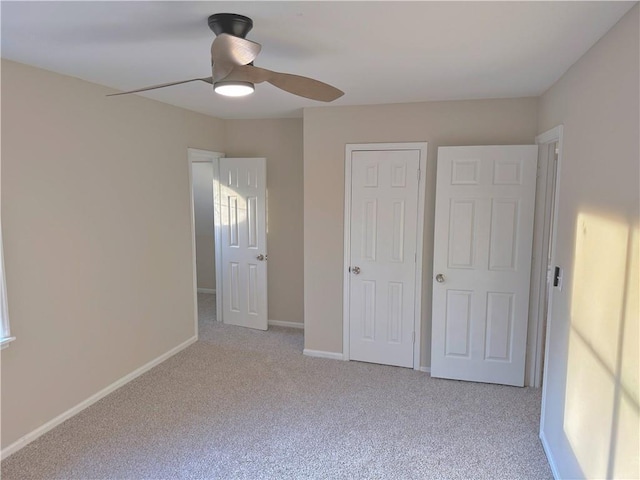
[553,266,563,291]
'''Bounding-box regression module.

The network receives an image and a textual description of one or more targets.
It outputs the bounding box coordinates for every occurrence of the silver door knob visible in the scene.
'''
[351,266,361,275]
[435,273,445,283]
[257,254,266,261]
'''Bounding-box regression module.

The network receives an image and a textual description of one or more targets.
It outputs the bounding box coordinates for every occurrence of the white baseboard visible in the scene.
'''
[1,335,197,461]
[303,349,345,361]
[539,431,560,480]
[197,288,216,294]
[268,319,304,329]
[417,366,431,373]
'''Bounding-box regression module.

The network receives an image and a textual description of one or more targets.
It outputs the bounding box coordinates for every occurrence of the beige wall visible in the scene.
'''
[193,162,216,291]
[0,60,225,449]
[537,5,639,479]
[224,119,304,325]
[303,98,539,366]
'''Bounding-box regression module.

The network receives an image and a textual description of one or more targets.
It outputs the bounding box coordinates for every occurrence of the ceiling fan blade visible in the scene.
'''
[225,65,343,102]
[212,62,234,83]
[106,77,213,97]
[211,33,261,67]
[266,71,344,102]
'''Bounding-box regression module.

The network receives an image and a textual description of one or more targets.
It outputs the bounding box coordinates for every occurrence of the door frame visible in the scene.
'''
[188,148,225,331]
[533,127,564,455]
[527,126,564,388]
[342,142,428,370]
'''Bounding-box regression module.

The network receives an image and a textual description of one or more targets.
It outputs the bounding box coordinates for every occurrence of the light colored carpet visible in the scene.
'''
[197,292,217,324]
[2,294,552,479]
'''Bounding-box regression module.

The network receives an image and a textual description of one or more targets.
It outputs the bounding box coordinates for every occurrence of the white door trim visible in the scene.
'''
[211,154,225,325]
[188,148,225,332]
[528,126,564,388]
[534,126,563,440]
[343,142,427,370]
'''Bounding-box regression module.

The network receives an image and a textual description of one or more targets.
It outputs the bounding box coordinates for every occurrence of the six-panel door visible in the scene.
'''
[349,149,420,368]
[219,158,268,330]
[431,146,538,386]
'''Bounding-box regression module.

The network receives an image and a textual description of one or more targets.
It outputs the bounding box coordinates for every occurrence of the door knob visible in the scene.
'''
[435,273,445,283]
[351,266,361,275]
[257,254,266,261]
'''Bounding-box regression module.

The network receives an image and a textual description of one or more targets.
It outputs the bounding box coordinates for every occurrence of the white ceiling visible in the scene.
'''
[1,1,635,119]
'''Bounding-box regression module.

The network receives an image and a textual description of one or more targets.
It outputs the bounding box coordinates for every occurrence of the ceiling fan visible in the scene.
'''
[107,13,344,102]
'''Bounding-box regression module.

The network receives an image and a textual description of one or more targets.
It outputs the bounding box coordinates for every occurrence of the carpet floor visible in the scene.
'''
[2,294,552,479]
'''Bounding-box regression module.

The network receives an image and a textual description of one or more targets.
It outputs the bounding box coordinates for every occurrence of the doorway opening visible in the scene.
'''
[189,149,269,333]
[189,149,224,334]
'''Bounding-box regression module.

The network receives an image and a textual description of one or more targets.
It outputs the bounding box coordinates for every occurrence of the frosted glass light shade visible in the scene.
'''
[214,81,255,97]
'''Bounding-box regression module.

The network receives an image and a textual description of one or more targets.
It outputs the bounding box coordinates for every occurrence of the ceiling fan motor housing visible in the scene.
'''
[208,13,253,38]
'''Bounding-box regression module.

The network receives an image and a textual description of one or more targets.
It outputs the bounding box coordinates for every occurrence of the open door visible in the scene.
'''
[215,157,268,330]
[431,145,538,386]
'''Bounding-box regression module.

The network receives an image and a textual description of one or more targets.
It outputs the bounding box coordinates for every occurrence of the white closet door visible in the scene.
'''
[431,145,538,386]
[348,149,420,368]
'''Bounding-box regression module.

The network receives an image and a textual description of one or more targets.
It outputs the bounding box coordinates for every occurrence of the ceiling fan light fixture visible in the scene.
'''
[214,81,254,97]
[106,13,343,102]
